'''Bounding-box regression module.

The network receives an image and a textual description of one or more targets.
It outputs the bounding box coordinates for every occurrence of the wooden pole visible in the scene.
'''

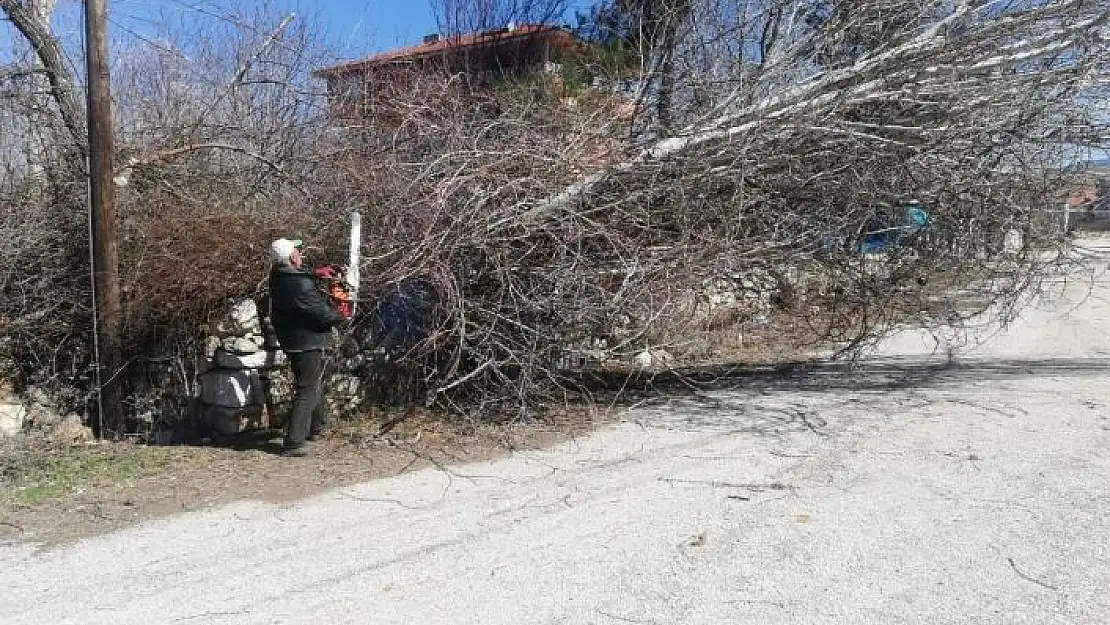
[85,0,122,436]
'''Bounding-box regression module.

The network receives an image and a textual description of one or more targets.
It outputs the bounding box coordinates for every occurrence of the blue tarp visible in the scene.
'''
[859,205,930,253]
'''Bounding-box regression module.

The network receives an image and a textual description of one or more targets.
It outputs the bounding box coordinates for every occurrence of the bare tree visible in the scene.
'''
[589,0,694,134]
[432,0,573,36]
[0,0,87,163]
[324,0,1109,415]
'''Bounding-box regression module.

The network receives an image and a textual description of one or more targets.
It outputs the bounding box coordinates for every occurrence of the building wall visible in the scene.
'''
[322,31,576,122]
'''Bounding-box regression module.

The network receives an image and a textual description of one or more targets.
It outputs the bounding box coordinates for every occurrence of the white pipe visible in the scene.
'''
[347,211,361,317]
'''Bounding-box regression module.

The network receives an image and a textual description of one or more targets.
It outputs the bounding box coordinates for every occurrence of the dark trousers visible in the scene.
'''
[285,349,330,448]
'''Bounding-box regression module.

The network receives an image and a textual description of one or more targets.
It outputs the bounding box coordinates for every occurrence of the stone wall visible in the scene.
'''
[0,381,92,442]
[196,298,362,436]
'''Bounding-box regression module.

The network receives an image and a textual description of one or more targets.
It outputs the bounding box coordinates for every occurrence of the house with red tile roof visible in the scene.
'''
[315,23,579,120]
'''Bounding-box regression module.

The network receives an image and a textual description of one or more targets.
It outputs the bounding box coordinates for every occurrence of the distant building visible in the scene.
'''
[1066,186,1099,210]
[315,24,580,120]
[1060,165,1110,232]
[1064,165,1110,210]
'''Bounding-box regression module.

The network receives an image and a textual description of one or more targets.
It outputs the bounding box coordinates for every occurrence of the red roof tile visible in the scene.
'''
[317,24,568,76]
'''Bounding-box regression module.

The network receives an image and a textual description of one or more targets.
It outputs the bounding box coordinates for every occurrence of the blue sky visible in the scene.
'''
[1,0,594,63]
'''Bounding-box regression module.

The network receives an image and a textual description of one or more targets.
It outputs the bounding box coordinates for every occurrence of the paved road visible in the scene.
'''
[4,247,1110,624]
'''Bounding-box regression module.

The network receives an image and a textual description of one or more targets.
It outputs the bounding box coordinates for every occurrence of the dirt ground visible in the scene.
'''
[0,306,816,547]
[0,408,601,546]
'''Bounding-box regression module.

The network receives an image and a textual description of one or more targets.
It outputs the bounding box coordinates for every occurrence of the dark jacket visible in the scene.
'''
[269,265,344,352]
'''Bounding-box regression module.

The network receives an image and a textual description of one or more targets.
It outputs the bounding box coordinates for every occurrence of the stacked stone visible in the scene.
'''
[0,380,25,438]
[0,383,92,442]
[199,299,290,435]
[324,354,363,416]
[701,271,779,324]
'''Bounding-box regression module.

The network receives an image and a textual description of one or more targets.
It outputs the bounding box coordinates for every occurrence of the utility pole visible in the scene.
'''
[85,0,122,436]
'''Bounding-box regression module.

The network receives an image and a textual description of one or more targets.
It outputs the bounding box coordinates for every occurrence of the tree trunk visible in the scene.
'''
[0,0,88,162]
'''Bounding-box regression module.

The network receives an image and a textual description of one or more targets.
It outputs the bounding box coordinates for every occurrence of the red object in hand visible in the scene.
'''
[313,265,339,280]
[331,283,353,319]
[314,265,353,319]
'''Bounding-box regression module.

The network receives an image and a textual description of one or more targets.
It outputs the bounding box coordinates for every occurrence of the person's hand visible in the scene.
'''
[314,265,339,280]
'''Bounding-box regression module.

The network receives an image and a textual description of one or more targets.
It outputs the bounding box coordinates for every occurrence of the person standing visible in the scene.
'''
[268,238,346,457]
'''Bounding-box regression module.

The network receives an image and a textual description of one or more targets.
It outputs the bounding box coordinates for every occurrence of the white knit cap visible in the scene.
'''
[269,238,302,263]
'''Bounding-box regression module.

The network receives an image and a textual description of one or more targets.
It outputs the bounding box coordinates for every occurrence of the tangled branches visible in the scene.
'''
[323,0,1107,415]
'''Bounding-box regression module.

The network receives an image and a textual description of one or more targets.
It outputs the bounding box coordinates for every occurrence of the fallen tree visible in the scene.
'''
[328,0,1107,416]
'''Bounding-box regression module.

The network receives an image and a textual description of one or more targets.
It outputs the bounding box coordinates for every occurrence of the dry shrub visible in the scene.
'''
[0,183,95,407]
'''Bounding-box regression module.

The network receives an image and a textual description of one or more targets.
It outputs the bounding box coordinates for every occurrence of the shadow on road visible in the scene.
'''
[629,356,1110,396]
[609,356,1110,435]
